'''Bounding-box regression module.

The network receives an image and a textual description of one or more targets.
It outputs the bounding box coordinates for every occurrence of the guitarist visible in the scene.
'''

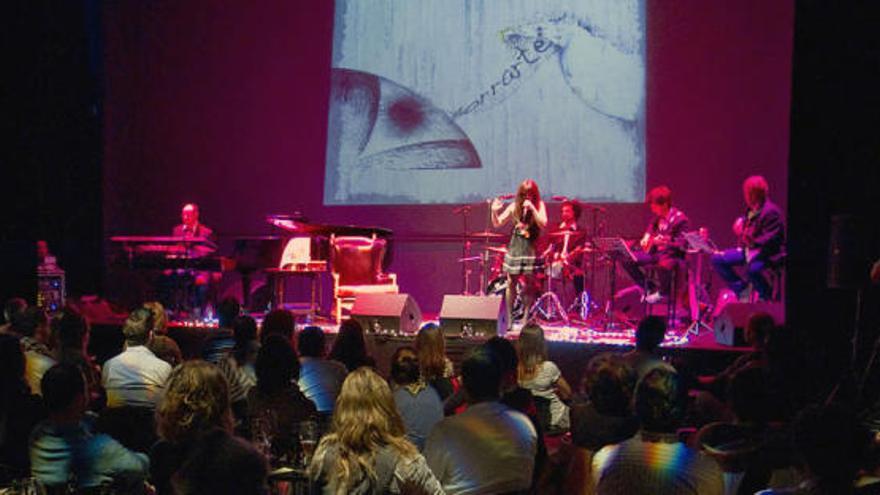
[711,175,786,301]
[622,186,690,303]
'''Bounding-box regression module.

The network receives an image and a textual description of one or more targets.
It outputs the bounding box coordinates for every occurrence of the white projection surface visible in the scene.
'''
[324,0,646,205]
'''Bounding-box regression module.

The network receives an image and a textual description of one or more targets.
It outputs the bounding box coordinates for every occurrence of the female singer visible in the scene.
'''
[491,179,548,326]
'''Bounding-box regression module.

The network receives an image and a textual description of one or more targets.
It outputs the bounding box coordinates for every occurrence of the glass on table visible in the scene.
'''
[298,420,318,468]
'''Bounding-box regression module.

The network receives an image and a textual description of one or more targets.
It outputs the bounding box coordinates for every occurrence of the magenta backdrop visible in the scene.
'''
[103,0,793,313]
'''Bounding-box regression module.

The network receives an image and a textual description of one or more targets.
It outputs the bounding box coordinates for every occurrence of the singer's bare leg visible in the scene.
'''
[505,274,516,328]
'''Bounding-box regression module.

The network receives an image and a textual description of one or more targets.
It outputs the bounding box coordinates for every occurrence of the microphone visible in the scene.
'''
[586,204,607,213]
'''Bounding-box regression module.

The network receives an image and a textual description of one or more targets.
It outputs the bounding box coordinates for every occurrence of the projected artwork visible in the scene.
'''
[325,0,646,205]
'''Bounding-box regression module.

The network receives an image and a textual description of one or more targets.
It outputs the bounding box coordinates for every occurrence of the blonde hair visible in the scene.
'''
[415,324,447,380]
[517,323,547,381]
[143,301,168,335]
[310,367,417,493]
[156,361,233,443]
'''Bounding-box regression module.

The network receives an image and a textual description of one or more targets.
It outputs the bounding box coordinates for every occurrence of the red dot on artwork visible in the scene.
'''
[388,97,425,132]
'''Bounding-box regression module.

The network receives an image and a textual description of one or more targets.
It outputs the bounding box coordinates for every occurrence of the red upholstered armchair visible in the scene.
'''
[330,235,398,322]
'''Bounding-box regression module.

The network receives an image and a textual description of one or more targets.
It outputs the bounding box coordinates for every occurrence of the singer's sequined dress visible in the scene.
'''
[502,218,543,275]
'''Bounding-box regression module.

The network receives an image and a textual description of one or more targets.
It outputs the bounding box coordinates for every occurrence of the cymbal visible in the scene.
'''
[486,246,507,254]
[467,231,504,239]
[547,230,586,238]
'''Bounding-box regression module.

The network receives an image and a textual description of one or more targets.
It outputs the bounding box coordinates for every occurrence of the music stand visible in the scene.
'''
[682,231,716,337]
[593,237,636,330]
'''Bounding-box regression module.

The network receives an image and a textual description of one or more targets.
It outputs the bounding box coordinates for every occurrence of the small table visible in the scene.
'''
[266,262,327,318]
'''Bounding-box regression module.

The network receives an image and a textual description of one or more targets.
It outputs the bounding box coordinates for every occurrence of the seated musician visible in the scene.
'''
[166,203,219,315]
[622,186,689,304]
[711,176,785,301]
[546,199,586,303]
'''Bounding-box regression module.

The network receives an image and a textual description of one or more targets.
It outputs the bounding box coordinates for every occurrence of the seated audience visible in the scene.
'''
[389,346,443,451]
[328,319,376,372]
[622,315,675,382]
[517,323,572,433]
[757,404,871,495]
[246,335,317,461]
[570,353,639,451]
[261,308,295,343]
[200,297,239,364]
[425,346,538,494]
[219,314,260,423]
[12,306,57,396]
[30,363,149,491]
[297,325,347,415]
[148,335,183,367]
[591,368,724,494]
[309,367,444,494]
[700,312,776,393]
[415,323,457,401]
[0,333,46,482]
[53,307,104,409]
[0,297,27,334]
[101,307,172,409]
[151,361,267,495]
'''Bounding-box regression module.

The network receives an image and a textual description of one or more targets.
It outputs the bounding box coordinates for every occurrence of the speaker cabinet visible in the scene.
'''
[439,295,508,337]
[350,293,422,335]
[713,302,784,346]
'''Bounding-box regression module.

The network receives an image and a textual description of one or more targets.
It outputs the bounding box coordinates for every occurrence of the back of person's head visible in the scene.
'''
[41,363,86,414]
[149,335,183,367]
[142,301,168,335]
[727,364,771,424]
[3,297,27,324]
[485,336,518,377]
[329,319,369,370]
[217,297,241,329]
[232,315,258,365]
[122,307,154,346]
[583,353,637,417]
[794,404,869,491]
[390,346,420,386]
[324,367,414,484]
[0,333,26,400]
[745,312,775,351]
[635,316,666,352]
[461,346,502,403]
[517,323,547,378]
[156,361,233,443]
[297,325,326,358]
[171,428,267,495]
[415,323,447,380]
[12,306,48,339]
[261,309,294,341]
[635,367,685,433]
[55,307,89,351]
[255,335,300,395]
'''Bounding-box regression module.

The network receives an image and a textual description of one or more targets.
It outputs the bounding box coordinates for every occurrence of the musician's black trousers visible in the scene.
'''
[621,252,678,295]
[711,248,772,300]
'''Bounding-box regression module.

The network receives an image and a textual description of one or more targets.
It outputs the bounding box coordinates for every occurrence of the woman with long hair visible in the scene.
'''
[328,319,376,372]
[517,323,572,434]
[151,361,267,495]
[414,323,455,401]
[491,179,548,326]
[308,367,443,494]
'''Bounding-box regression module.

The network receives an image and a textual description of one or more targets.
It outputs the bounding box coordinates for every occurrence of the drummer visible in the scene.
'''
[546,199,586,303]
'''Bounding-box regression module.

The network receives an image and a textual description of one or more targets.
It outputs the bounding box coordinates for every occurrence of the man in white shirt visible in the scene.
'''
[424,346,538,495]
[102,307,172,409]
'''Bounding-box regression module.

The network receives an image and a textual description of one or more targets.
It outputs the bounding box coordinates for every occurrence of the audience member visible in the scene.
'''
[297,326,347,415]
[591,368,724,494]
[201,296,239,364]
[0,333,46,482]
[700,312,776,393]
[517,323,572,433]
[142,301,168,335]
[757,404,871,495]
[246,335,317,461]
[261,308,295,343]
[219,314,260,423]
[425,346,538,494]
[309,367,444,494]
[570,353,639,451]
[415,323,456,401]
[151,361,267,495]
[148,335,183,367]
[53,307,104,409]
[101,307,172,408]
[389,346,443,451]
[328,319,376,372]
[12,306,57,396]
[622,315,675,382]
[0,297,27,334]
[30,363,149,491]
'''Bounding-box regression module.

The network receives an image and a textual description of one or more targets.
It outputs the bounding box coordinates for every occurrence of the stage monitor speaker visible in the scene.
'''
[713,302,784,347]
[350,293,422,335]
[439,295,508,337]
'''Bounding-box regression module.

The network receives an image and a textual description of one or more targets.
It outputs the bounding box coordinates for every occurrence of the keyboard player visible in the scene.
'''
[165,203,220,316]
